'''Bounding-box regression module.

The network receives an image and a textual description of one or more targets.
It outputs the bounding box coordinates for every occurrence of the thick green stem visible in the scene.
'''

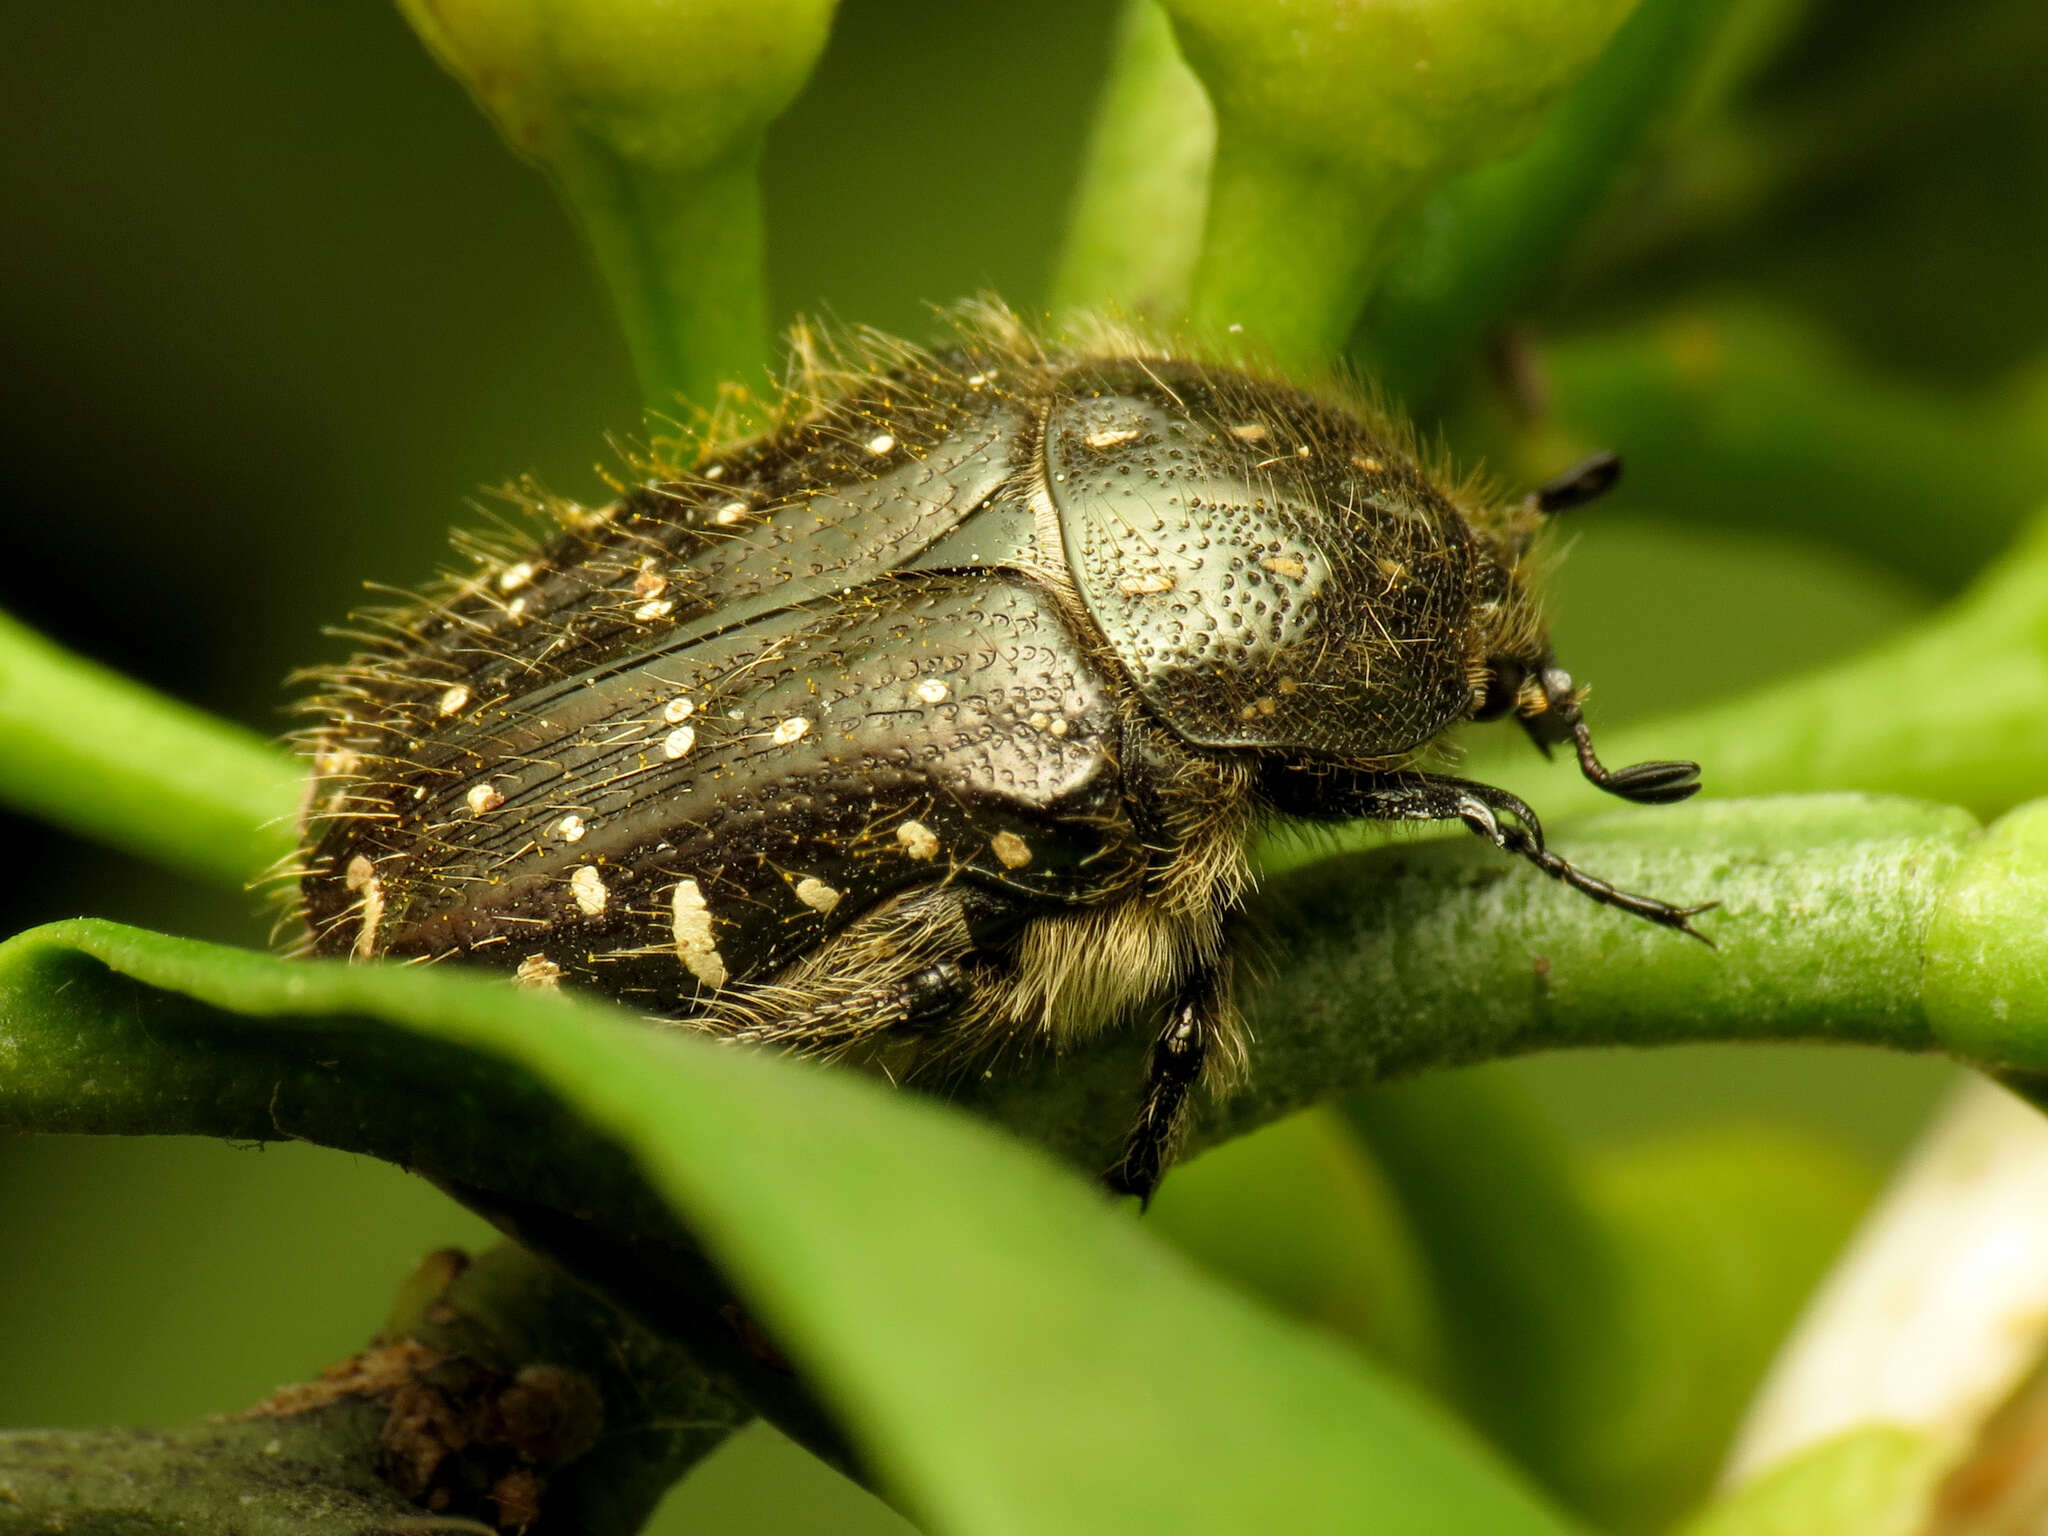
[1049,0,1214,320]
[1354,0,1740,405]
[563,145,773,420]
[0,1406,427,1536]
[0,607,300,890]
[1187,138,1394,369]
[1161,0,1640,365]
[1208,795,1976,1150]
[393,0,838,417]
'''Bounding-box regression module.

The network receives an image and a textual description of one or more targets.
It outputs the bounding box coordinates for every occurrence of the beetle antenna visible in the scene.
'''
[1527,451,1622,515]
[1522,664,1702,805]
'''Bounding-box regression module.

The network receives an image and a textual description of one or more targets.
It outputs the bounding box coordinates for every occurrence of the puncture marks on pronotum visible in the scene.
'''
[294,306,1708,1205]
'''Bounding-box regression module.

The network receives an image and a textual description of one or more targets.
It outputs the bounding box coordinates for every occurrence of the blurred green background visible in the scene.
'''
[11,0,2045,1528]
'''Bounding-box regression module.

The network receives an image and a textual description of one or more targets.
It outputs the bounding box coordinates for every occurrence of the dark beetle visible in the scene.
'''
[298,313,1707,1203]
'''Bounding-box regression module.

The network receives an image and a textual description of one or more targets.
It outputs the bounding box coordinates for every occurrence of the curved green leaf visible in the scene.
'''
[0,918,1583,1536]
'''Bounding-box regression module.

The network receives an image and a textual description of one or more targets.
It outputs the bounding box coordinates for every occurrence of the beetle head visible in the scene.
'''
[1466,452,1702,807]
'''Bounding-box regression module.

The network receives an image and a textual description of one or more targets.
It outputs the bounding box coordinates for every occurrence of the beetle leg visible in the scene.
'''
[717,959,973,1054]
[1261,765,1715,943]
[1105,959,1231,1208]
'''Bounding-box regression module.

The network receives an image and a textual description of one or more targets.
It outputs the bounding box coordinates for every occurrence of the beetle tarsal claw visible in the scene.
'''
[1455,795,1504,845]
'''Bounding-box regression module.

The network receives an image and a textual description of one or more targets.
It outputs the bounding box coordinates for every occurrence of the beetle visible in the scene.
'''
[297,311,1708,1204]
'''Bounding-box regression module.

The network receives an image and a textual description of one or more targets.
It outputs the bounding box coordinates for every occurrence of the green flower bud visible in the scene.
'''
[1160,0,1640,365]
[397,0,839,411]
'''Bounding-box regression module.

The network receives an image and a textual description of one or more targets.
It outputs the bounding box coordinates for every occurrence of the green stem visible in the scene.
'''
[1355,0,1740,405]
[392,0,837,421]
[1211,795,1977,1150]
[0,1406,428,1536]
[1188,138,1392,368]
[1049,0,1214,320]
[0,607,300,890]
[563,144,774,419]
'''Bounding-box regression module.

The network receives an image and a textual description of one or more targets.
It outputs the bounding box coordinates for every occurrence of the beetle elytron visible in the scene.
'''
[299,312,1707,1203]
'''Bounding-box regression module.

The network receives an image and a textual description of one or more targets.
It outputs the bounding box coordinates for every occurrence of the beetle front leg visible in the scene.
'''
[1105,960,1230,1208]
[1262,765,1714,943]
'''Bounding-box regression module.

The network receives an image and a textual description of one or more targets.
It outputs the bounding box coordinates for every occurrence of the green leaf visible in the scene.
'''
[0,607,300,890]
[0,918,1585,1536]
[1344,1073,1875,1536]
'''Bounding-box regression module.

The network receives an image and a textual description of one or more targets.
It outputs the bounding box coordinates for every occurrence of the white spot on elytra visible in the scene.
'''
[866,432,896,456]
[991,831,1033,869]
[772,716,810,745]
[465,781,504,816]
[570,864,608,916]
[344,854,384,959]
[794,877,842,914]
[1118,572,1175,596]
[1261,555,1308,580]
[671,878,728,990]
[662,696,695,724]
[1049,717,1069,737]
[1028,711,1050,730]
[634,596,674,622]
[714,500,749,526]
[498,561,536,593]
[896,819,940,860]
[514,954,562,990]
[1083,427,1141,451]
[1229,422,1269,444]
[663,725,696,759]
[556,813,587,843]
[914,678,949,704]
[437,684,470,716]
